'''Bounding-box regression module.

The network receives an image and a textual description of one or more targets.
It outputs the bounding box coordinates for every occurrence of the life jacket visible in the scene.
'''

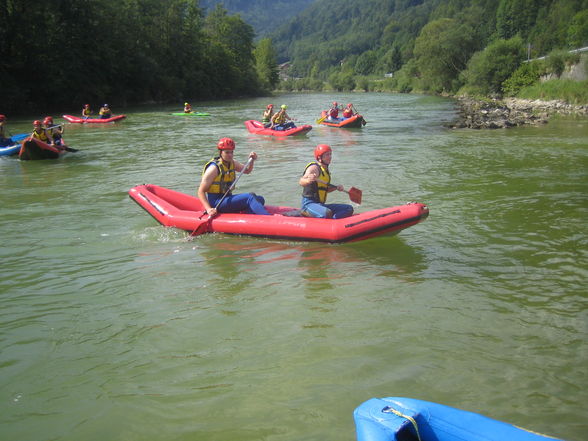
[329,107,339,118]
[99,108,111,117]
[83,108,91,117]
[203,157,236,194]
[302,162,330,203]
[273,111,286,125]
[32,129,49,142]
[343,108,353,118]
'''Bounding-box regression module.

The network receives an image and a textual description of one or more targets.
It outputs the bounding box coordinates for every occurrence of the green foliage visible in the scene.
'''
[567,9,588,47]
[254,38,280,91]
[544,49,581,76]
[461,36,526,96]
[516,79,588,103]
[413,18,479,92]
[502,61,544,96]
[328,72,356,91]
[1,0,263,113]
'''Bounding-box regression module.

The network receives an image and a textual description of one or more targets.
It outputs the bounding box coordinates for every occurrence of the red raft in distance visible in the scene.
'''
[319,113,366,128]
[244,120,312,137]
[129,184,429,243]
[62,114,126,124]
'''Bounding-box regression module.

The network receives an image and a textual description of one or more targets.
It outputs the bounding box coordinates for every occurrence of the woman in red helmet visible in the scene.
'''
[43,116,64,146]
[342,103,355,118]
[198,137,270,217]
[82,104,92,119]
[262,104,274,128]
[299,144,353,219]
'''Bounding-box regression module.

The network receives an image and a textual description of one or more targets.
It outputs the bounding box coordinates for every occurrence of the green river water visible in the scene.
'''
[1,93,586,441]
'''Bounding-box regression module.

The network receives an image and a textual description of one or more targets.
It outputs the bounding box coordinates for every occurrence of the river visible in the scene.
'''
[1,93,586,441]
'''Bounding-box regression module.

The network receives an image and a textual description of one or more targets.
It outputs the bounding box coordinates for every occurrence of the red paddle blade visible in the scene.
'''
[348,187,362,204]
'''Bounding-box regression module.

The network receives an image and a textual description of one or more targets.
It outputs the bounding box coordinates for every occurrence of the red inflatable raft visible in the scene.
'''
[129,184,429,243]
[244,120,312,137]
[62,114,126,124]
[319,113,366,128]
[19,138,66,160]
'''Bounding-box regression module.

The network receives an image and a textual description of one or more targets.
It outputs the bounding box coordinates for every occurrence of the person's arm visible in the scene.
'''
[197,165,219,216]
[299,164,319,186]
[235,152,257,174]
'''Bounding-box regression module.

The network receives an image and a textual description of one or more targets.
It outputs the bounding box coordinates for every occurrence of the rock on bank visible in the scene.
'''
[447,97,588,129]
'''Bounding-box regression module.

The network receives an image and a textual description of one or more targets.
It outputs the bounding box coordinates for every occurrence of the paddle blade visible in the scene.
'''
[316,115,326,124]
[348,187,362,204]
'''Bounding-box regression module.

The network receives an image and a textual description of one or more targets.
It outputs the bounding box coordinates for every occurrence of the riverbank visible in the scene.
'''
[447,97,588,129]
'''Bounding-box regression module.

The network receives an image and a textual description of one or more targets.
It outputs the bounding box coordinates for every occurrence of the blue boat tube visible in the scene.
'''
[354,397,564,441]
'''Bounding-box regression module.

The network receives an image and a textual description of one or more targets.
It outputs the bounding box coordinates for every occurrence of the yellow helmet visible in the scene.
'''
[281,104,287,110]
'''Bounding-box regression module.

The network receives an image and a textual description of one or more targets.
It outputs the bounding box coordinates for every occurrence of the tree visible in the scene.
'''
[413,18,478,92]
[461,36,526,95]
[254,38,279,91]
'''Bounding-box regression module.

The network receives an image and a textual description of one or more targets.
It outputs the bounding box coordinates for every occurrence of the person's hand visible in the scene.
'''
[248,152,258,161]
[337,184,344,192]
[206,207,218,217]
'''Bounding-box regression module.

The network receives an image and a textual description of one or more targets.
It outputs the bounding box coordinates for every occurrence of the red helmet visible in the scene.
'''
[33,120,42,126]
[84,104,90,108]
[314,144,332,160]
[267,104,273,109]
[217,137,235,151]
[0,114,6,121]
[347,103,353,107]
[332,101,338,106]
[43,116,53,125]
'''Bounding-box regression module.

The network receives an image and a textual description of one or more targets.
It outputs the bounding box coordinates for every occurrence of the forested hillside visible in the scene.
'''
[199,0,316,37]
[270,0,588,96]
[0,0,279,113]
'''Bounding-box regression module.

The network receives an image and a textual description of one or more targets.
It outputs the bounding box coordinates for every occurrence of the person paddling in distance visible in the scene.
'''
[270,104,295,130]
[262,104,274,128]
[327,101,341,121]
[82,104,92,119]
[99,104,112,119]
[0,114,10,146]
[342,103,355,118]
[184,102,192,113]
[198,137,270,217]
[299,144,353,219]
[31,120,54,145]
[43,116,64,146]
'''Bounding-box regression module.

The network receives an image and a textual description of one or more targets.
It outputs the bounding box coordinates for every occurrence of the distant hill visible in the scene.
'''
[199,0,317,38]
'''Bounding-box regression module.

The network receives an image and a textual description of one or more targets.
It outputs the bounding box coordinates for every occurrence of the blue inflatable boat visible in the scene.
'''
[354,397,563,441]
[0,133,28,156]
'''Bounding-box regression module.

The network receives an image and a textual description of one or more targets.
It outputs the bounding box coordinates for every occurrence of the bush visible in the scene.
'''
[502,61,543,96]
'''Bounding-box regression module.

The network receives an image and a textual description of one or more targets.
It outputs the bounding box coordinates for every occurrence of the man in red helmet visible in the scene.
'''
[299,144,353,219]
[327,101,341,122]
[197,137,270,217]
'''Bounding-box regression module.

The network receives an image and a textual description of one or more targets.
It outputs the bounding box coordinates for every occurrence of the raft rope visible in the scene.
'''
[382,405,422,441]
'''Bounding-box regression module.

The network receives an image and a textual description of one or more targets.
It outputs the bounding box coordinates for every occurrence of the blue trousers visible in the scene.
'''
[208,192,270,215]
[301,197,353,219]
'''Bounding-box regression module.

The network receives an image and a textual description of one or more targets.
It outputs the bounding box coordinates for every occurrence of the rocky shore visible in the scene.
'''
[447,97,588,129]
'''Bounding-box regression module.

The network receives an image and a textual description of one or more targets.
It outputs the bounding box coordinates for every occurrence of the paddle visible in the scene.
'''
[191,156,255,236]
[316,114,327,124]
[318,179,362,204]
